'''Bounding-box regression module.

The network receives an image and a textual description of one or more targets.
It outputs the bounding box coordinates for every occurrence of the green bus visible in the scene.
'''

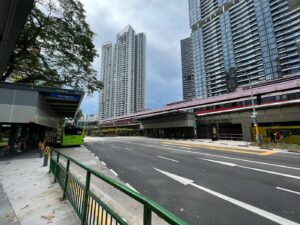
[61,126,84,146]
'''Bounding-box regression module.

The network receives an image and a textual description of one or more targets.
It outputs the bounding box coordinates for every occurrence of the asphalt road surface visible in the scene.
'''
[84,137,300,225]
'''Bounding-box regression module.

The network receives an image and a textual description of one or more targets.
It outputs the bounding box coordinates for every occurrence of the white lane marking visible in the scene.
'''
[126,183,139,193]
[154,168,300,225]
[198,158,300,180]
[101,161,106,166]
[276,187,300,196]
[157,155,179,163]
[139,143,300,172]
[195,154,300,171]
[237,165,300,180]
[110,169,118,176]
[154,168,193,185]
[104,142,300,174]
[125,147,134,151]
[161,145,170,147]
[95,156,99,160]
[201,158,237,167]
[179,147,192,149]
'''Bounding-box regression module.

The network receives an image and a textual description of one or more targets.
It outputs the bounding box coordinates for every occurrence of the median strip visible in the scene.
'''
[161,141,277,156]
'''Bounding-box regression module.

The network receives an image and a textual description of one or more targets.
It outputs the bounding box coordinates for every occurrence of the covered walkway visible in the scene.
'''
[0,82,84,157]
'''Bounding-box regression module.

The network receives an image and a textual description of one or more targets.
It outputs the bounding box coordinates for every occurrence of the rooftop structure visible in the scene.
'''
[100,77,300,124]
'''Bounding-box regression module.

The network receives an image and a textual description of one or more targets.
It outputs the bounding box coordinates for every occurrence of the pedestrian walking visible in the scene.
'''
[270,131,275,143]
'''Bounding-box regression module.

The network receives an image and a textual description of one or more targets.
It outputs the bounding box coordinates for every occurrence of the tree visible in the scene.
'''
[1,0,102,95]
[74,109,83,123]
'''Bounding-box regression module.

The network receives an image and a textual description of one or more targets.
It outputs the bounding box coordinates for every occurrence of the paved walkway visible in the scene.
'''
[0,183,20,225]
[0,151,80,225]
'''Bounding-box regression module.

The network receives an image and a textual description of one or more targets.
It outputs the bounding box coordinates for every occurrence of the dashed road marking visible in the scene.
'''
[157,155,179,163]
[125,147,134,151]
[179,147,192,149]
[126,183,139,193]
[200,158,237,167]
[195,154,300,171]
[276,187,300,196]
[161,145,170,147]
[110,169,118,176]
[198,158,300,180]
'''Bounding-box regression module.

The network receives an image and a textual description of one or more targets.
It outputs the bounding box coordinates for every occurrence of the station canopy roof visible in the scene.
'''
[0,82,84,118]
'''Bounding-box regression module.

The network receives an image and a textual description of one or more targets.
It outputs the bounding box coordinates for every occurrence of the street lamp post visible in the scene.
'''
[247,74,262,145]
[236,64,262,145]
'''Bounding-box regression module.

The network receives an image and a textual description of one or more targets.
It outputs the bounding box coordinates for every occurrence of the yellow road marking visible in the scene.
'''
[160,141,277,156]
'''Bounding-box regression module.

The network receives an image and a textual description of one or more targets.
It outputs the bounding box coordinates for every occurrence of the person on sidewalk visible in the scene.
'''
[270,131,275,143]
[274,131,281,143]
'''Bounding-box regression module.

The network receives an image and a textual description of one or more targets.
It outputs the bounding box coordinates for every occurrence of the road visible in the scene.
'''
[84,137,300,225]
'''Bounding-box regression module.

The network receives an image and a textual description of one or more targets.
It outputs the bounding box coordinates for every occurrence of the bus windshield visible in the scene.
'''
[64,127,83,136]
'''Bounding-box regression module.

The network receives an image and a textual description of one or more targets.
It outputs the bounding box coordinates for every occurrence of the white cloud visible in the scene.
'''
[80,0,190,114]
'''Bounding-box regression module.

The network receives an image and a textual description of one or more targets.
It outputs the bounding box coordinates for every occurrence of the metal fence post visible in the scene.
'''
[63,159,70,199]
[143,205,152,225]
[82,171,91,225]
[48,148,53,173]
[54,152,60,182]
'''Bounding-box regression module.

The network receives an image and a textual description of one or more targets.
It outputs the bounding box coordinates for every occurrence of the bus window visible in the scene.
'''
[64,127,82,135]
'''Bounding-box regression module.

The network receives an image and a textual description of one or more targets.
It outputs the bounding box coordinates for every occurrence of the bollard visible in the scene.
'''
[43,154,48,166]
[40,149,44,158]
[43,146,50,167]
[39,142,45,158]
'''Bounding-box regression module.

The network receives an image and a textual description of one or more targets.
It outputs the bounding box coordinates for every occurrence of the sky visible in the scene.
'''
[80,0,191,115]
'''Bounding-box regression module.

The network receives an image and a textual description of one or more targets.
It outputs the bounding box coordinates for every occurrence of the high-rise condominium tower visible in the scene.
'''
[181,37,196,100]
[99,25,146,120]
[189,0,300,98]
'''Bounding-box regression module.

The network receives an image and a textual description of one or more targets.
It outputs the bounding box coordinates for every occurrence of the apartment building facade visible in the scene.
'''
[181,37,196,100]
[99,25,146,120]
[188,0,300,98]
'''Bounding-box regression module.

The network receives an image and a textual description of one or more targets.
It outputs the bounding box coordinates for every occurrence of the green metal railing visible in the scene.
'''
[49,148,188,225]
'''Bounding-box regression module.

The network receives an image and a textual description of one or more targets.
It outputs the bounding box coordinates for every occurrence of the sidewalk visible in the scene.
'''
[0,183,19,225]
[0,151,80,225]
